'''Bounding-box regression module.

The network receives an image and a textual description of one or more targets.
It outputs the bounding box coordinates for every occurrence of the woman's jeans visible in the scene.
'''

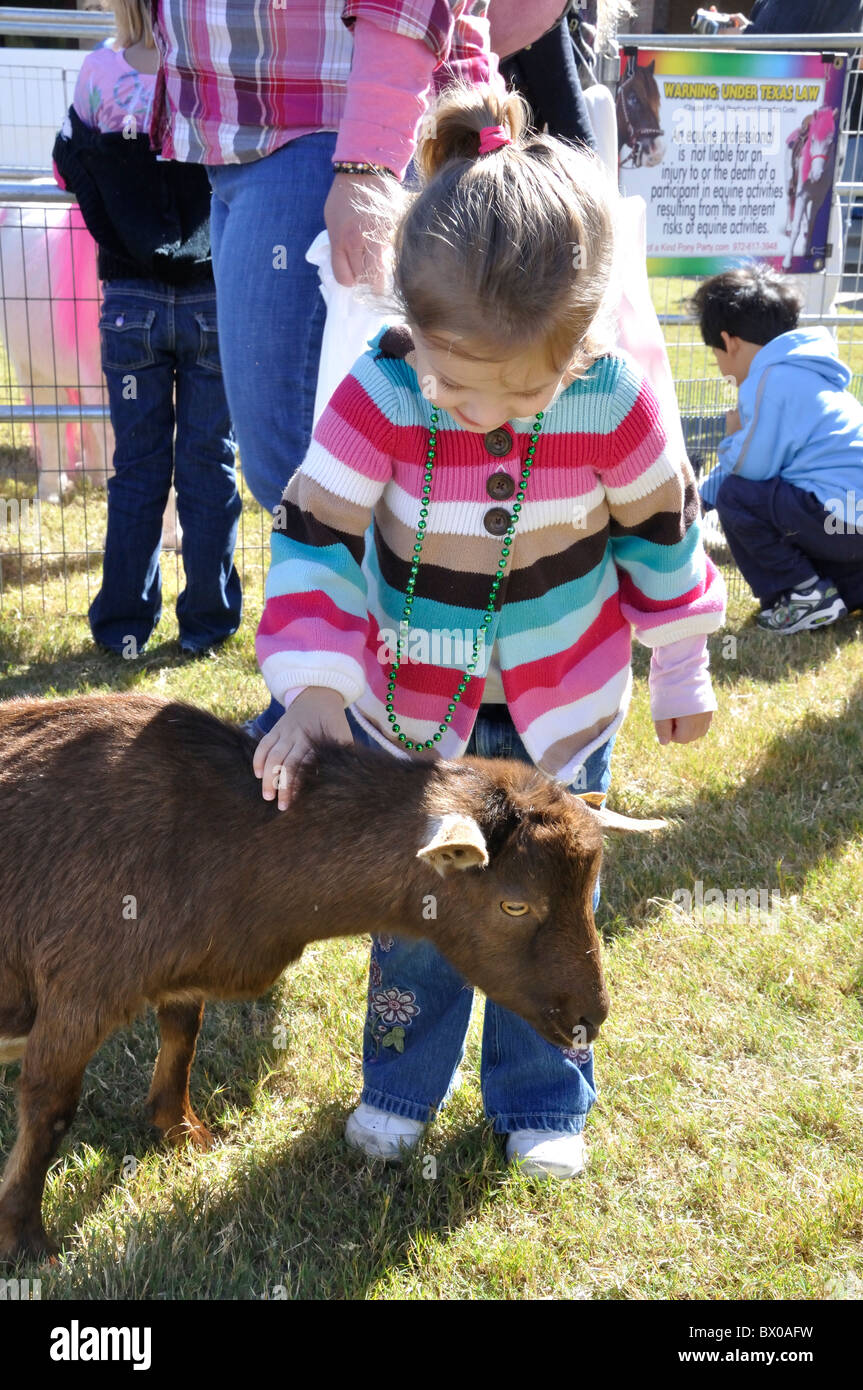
[347,706,615,1134]
[90,279,242,654]
[206,132,337,516]
[208,132,337,730]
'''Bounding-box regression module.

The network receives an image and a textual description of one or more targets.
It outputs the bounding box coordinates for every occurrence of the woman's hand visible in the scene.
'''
[654,711,713,746]
[253,688,352,810]
[324,172,391,290]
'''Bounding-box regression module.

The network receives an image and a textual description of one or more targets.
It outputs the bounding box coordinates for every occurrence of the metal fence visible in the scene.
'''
[0,8,282,620]
[1,14,862,621]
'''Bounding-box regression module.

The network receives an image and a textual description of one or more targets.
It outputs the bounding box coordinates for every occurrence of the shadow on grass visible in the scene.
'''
[0,548,105,591]
[629,610,863,689]
[0,639,206,699]
[709,610,863,688]
[0,448,39,481]
[2,996,498,1300]
[601,679,863,932]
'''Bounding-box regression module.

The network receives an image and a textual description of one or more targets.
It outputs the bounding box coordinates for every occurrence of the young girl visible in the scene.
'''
[53,0,241,655]
[253,86,726,1177]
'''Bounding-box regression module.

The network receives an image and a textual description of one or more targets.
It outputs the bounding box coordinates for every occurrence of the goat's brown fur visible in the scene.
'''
[0,692,612,1261]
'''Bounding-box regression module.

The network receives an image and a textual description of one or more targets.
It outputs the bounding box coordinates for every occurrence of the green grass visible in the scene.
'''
[1,512,862,1298]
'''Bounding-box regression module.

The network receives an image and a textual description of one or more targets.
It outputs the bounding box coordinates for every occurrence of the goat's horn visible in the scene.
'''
[574,792,667,833]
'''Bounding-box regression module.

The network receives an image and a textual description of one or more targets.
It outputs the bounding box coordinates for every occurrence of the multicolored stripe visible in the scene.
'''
[257,328,726,781]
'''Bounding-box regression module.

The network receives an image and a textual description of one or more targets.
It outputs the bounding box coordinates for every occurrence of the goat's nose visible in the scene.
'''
[576,1015,602,1045]
[575,1001,609,1044]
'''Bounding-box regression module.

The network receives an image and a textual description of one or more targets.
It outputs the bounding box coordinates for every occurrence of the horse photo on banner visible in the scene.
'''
[617,48,847,277]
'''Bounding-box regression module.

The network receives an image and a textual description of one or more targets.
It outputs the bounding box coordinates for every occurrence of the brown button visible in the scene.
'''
[484,427,512,457]
[486,471,515,500]
[483,506,512,536]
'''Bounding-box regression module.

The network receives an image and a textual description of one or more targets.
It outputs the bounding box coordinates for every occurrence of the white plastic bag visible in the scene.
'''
[584,86,689,467]
[306,230,387,426]
[610,197,727,545]
[610,194,688,464]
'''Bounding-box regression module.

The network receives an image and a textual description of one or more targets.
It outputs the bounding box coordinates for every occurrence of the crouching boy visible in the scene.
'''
[691,265,863,632]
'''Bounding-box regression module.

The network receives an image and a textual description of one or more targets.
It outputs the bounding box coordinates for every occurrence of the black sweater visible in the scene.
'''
[499,18,596,150]
[52,105,213,285]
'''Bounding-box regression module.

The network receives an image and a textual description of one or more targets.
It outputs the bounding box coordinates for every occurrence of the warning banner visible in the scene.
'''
[617,49,847,275]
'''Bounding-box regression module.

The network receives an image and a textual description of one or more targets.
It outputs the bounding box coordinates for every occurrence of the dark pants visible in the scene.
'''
[90,279,242,654]
[715,473,863,612]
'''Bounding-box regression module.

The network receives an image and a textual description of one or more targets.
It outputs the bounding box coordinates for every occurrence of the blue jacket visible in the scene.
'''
[700,328,863,524]
[747,0,863,32]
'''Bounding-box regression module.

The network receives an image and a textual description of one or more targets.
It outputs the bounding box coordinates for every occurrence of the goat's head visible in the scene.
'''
[406,757,666,1050]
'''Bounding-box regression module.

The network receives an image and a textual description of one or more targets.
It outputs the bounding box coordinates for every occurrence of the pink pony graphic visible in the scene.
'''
[783,106,838,270]
[0,200,112,500]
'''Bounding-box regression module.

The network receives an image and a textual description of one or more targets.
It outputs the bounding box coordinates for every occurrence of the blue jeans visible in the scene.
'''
[207,132,337,515]
[347,706,615,1134]
[208,133,337,732]
[90,280,242,654]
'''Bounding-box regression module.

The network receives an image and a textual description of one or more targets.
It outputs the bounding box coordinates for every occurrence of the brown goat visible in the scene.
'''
[0,692,663,1261]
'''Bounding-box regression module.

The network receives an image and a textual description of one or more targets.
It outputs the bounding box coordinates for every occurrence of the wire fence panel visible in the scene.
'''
[1,195,117,613]
[0,54,82,172]
[2,21,862,618]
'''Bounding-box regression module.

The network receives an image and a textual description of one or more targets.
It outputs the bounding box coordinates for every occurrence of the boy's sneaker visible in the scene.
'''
[757,578,847,634]
[505,1129,587,1179]
[344,1103,425,1161]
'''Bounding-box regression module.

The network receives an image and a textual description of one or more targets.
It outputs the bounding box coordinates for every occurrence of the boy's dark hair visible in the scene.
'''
[688,265,803,349]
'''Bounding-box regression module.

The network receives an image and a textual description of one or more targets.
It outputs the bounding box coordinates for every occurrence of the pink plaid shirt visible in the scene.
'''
[149,1,494,172]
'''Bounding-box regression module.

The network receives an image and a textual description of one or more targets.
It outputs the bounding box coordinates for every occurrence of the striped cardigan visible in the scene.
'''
[257,327,726,782]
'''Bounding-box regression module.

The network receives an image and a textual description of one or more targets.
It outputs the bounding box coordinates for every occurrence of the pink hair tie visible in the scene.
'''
[478,124,511,155]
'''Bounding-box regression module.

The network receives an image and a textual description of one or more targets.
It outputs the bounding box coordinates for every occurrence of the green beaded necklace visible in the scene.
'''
[385,407,545,750]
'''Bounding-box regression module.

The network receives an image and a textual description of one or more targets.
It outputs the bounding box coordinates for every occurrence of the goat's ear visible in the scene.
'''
[574,792,667,834]
[417,813,489,877]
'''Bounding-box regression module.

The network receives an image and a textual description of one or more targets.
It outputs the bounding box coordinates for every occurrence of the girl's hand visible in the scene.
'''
[253,689,352,811]
[725,407,741,435]
[654,711,713,746]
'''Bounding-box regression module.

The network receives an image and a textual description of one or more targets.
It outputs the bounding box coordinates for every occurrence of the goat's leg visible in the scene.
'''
[147,1002,214,1150]
[0,1019,97,1263]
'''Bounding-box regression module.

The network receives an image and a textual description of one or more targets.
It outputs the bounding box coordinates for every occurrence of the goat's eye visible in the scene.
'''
[500,901,530,917]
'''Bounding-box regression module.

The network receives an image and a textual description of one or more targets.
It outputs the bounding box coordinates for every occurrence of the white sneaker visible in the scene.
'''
[344,1102,425,1161]
[506,1129,587,1179]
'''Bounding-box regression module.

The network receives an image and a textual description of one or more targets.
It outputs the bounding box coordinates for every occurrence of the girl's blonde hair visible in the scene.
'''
[105,0,154,48]
[383,84,616,375]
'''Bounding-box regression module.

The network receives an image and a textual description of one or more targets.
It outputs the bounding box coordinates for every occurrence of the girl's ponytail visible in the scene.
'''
[415,84,529,180]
